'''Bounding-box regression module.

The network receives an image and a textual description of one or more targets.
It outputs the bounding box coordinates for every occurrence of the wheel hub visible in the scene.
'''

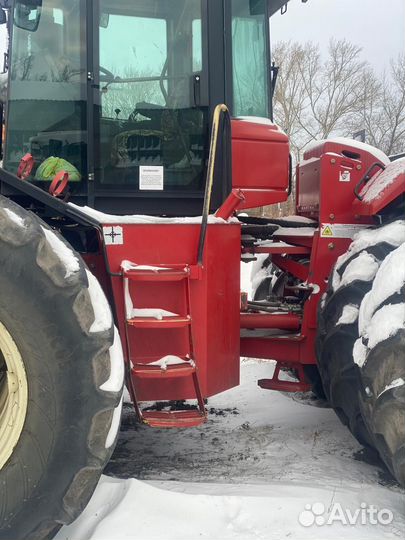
[0,321,28,470]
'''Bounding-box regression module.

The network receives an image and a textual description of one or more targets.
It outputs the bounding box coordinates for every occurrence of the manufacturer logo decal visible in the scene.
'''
[103,226,124,245]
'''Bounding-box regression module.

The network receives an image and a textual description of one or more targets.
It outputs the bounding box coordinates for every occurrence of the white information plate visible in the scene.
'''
[321,223,371,239]
[139,166,164,191]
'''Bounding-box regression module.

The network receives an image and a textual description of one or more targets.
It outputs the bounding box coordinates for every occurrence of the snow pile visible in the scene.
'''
[333,251,380,292]
[57,475,405,540]
[275,215,317,225]
[274,226,316,237]
[363,158,405,203]
[337,304,359,325]
[359,242,405,329]
[378,378,405,399]
[306,137,390,166]
[149,356,194,370]
[130,308,180,320]
[332,221,405,291]
[354,242,405,365]
[86,269,113,333]
[105,396,123,449]
[69,204,239,225]
[4,208,25,228]
[121,261,172,272]
[353,338,368,368]
[363,304,405,350]
[100,327,125,394]
[41,226,80,278]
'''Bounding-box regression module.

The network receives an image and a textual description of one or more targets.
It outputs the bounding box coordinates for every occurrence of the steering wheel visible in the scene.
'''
[99,66,116,83]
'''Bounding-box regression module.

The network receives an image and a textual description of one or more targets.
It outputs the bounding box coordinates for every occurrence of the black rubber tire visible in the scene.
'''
[357,243,405,487]
[316,234,403,448]
[0,196,124,540]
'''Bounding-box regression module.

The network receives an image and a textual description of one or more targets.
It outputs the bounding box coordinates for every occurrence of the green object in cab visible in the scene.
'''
[35,157,81,182]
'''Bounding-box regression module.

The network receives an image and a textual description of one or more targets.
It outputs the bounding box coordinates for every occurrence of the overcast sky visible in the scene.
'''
[271,0,405,72]
[0,0,403,73]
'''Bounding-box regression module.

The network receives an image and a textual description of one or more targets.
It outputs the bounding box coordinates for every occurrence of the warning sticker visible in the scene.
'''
[103,226,124,245]
[321,225,334,237]
[321,223,371,239]
[339,170,351,182]
[139,166,164,191]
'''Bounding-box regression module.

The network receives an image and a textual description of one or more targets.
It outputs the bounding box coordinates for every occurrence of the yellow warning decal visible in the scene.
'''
[321,225,334,237]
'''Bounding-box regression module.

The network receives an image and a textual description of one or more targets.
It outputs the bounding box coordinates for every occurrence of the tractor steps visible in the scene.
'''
[141,409,206,428]
[122,261,206,428]
[127,316,191,329]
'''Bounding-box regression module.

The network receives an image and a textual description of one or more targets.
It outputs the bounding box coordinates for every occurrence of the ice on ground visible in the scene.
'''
[69,204,238,225]
[41,226,80,278]
[363,159,405,203]
[337,304,359,325]
[85,269,113,333]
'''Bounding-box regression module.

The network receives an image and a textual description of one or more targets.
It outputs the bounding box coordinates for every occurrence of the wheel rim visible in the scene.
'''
[0,321,28,470]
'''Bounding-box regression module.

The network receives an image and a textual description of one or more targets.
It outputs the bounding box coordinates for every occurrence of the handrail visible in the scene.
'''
[197,104,230,266]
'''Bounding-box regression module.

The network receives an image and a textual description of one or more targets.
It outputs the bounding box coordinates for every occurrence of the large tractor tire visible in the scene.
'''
[317,220,405,485]
[356,240,405,485]
[0,196,125,539]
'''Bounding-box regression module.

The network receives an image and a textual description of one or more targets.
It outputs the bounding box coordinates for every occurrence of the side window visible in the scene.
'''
[231,0,269,118]
[5,0,87,185]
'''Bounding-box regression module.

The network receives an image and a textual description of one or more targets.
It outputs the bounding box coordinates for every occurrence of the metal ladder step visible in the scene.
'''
[141,410,206,428]
[123,264,189,282]
[127,315,191,328]
[132,359,196,379]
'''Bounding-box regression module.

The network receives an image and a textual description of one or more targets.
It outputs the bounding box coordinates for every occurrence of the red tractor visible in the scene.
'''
[0,0,404,538]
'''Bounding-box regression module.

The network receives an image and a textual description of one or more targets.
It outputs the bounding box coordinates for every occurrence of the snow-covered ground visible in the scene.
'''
[58,359,405,540]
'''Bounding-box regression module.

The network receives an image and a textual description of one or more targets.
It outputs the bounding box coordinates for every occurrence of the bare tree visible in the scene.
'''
[348,55,405,155]
[273,39,405,161]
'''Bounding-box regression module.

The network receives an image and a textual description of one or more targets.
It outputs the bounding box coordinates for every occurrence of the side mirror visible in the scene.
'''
[0,8,6,24]
[0,0,12,8]
[14,0,42,32]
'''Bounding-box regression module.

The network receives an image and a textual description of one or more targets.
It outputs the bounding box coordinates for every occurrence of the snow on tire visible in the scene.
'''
[356,241,405,487]
[0,196,124,540]
[316,221,405,449]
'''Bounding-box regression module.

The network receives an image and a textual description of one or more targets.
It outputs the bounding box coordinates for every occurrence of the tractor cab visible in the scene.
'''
[2,0,278,215]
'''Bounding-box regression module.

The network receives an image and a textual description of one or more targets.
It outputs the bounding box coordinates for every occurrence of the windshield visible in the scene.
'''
[95,0,209,191]
[4,0,87,188]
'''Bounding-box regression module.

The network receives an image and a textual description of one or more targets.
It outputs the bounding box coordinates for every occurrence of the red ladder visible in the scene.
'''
[122,262,207,428]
